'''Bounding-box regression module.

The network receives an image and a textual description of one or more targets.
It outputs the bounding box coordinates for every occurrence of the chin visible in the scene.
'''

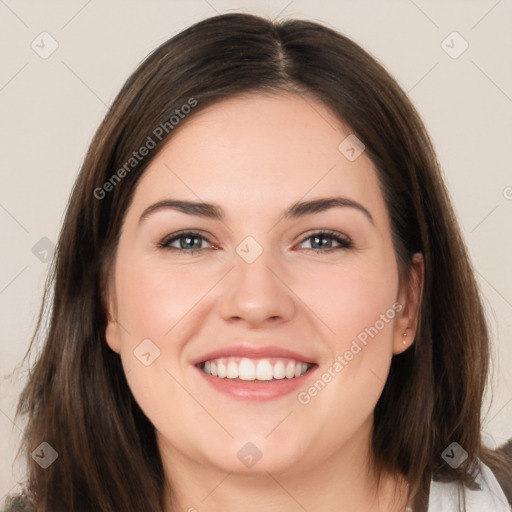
[200,434,311,476]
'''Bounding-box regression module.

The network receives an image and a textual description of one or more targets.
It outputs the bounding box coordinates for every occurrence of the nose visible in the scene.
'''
[218,251,296,328]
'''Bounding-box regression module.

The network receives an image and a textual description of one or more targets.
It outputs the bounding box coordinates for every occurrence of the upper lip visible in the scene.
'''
[192,343,317,366]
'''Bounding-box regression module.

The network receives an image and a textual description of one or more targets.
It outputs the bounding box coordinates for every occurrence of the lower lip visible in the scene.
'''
[195,365,317,401]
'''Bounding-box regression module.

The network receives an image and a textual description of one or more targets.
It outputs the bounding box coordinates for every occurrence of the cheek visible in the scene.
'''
[115,255,212,340]
[293,247,399,413]
[299,250,400,347]
[113,257,211,438]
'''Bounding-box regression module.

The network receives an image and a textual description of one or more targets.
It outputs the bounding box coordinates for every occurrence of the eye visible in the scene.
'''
[157,229,353,255]
[297,230,353,252]
[158,231,214,254]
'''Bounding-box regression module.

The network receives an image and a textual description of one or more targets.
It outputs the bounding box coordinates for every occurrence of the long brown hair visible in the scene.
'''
[7,13,508,511]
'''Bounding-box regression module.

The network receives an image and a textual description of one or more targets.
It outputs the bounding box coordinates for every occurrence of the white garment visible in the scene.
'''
[427,459,511,511]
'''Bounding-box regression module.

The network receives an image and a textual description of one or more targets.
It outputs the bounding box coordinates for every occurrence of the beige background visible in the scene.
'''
[1,0,511,501]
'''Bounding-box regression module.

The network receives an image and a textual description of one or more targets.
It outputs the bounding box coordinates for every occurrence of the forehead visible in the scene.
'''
[127,93,387,225]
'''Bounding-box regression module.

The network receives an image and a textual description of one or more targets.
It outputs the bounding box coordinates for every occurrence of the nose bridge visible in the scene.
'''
[218,239,295,325]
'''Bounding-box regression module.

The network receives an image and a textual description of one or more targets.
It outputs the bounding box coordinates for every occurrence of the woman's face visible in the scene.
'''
[105,93,422,476]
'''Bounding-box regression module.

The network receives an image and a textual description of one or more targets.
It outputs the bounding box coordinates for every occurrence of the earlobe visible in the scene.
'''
[104,284,121,354]
[393,252,424,354]
[105,317,121,354]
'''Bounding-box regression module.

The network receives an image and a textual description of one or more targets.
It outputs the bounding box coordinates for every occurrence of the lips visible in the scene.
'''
[192,343,318,400]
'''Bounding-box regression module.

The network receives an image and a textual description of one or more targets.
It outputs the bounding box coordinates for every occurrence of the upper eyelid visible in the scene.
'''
[160,230,216,245]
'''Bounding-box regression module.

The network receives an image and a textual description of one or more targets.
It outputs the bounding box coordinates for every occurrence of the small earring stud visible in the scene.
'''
[402,332,407,345]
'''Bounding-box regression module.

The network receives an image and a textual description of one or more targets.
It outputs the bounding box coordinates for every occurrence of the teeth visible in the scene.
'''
[256,360,273,380]
[201,357,311,381]
[285,361,295,379]
[273,361,285,379]
[226,361,238,379]
[239,358,256,380]
[217,361,227,378]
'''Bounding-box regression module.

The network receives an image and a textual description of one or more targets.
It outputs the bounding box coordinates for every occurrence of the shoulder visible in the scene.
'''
[2,492,35,512]
[428,443,512,512]
[486,439,512,506]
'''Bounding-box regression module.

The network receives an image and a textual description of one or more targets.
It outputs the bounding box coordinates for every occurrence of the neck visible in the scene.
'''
[160,417,410,512]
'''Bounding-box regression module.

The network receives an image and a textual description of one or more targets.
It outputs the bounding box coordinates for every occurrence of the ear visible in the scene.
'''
[393,252,424,355]
[104,279,121,354]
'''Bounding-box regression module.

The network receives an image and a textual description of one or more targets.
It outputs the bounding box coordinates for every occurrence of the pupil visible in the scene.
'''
[312,235,331,249]
[181,236,201,249]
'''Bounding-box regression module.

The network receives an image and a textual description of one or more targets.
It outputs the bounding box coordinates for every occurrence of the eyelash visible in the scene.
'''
[157,230,353,255]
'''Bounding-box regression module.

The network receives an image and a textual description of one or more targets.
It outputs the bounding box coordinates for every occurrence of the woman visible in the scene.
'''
[5,13,511,512]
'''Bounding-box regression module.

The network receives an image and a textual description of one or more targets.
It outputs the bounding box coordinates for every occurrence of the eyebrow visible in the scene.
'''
[138,197,374,226]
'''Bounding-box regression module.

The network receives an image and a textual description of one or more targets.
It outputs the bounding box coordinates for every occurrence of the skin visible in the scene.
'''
[105,92,424,512]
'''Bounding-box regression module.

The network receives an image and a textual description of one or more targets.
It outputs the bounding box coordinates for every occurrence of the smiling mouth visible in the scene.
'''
[197,357,315,381]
